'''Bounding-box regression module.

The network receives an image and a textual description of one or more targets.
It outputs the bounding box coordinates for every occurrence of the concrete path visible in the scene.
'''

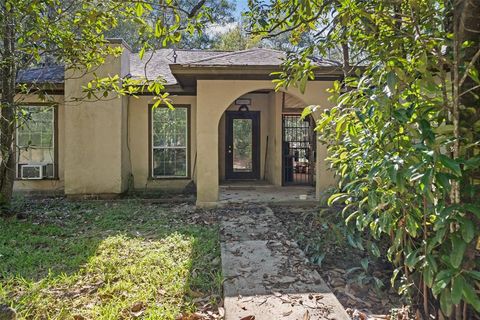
[219,205,349,320]
[219,185,317,205]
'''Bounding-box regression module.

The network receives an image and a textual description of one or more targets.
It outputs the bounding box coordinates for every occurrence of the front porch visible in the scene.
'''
[195,80,337,207]
[219,183,317,205]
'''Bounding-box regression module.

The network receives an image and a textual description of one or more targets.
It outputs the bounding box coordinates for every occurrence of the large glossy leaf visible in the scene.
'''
[450,236,466,269]
[463,283,480,312]
[433,270,452,296]
[464,204,480,218]
[438,154,462,176]
[460,218,475,243]
[440,289,453,317]
[451,275,465,304]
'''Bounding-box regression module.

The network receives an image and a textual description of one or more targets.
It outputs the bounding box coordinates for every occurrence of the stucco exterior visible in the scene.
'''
[128,95,197,191]
[195,79,336,206]
[16,41,339,205]
[63,43,131,195]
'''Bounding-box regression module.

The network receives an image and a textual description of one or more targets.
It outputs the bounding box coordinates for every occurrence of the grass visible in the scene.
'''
[0,197,221,319]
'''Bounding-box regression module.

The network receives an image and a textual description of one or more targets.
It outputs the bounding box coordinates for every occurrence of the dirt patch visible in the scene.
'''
[271,205,406,318]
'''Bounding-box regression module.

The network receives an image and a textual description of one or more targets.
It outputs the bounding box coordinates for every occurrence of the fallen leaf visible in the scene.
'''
[189,290,204,298]
[352,309,367,320]
[131,310,145,318]
[218,307,225,317]
[303,310,310,320]
[131,301,144,312]
[283,310,293,316]
[240,316,255,320]
[73,316,86,320]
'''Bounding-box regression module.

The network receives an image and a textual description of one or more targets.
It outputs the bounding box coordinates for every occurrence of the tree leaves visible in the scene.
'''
[248,0,480,315]
[438,155,462,177]
[460,218,475,243]
[463,283,480,312]
[451,275,465,304]
[450,236,466,269]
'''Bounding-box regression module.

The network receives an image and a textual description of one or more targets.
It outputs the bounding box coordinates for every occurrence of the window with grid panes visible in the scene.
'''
[151,106,188,178]
[16,106,56,178]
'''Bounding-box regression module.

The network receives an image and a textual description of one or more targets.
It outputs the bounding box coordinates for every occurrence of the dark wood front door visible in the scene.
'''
[225,111,260,180]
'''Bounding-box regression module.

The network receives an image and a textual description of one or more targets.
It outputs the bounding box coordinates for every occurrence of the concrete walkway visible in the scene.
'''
[219,205,349,320]
[219,185,317,205]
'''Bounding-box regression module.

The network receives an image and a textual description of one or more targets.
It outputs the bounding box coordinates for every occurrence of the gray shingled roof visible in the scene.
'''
[17,48,340,86]
[129,49,228,84]
[17,65,64,84]
[181,48,286,66]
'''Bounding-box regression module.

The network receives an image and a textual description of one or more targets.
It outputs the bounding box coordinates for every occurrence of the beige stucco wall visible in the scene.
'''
[13,95,65,192]
[63,44,131,195]
[13,57,337,201]
[196,79,337,206]
[127,95,197,192]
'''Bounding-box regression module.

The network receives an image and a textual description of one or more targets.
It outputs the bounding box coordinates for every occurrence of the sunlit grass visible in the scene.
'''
[0,198,221,319]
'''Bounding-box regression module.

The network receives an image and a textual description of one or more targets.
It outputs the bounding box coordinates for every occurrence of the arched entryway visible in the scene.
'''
[217,90,317,187]
[195,79,336,207]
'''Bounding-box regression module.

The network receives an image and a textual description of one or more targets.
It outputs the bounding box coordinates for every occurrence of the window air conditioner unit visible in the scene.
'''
[21,164,43,180]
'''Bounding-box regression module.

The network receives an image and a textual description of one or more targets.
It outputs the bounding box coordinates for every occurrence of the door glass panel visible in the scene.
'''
[233,119,252,172]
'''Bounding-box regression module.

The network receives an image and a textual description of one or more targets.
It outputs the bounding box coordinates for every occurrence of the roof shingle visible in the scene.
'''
[181,48,285,66]
[129,49,228,84]
[17,47,341,86]
[17,65,64,84]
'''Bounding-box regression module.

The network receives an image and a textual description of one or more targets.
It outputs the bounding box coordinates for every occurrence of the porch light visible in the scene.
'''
[235,98,251,106]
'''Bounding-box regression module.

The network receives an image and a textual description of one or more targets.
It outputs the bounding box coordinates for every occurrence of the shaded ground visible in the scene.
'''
[0,198,221,320]
[271,205,406,317]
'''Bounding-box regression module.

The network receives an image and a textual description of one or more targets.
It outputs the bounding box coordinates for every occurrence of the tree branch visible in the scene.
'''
[459,47,480,87]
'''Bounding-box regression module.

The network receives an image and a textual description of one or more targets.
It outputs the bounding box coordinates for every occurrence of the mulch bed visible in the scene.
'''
[271,205,408,319]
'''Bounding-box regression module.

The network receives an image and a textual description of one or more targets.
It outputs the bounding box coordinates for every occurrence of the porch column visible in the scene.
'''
[271,91,283,186]
[311,107,337,198]
[316,141,336,196]
[195,81,221,207]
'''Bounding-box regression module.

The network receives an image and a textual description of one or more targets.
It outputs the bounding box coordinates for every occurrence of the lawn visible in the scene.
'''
[0,198,221,320]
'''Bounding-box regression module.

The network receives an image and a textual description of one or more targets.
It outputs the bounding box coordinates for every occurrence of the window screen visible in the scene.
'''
[151,107,188,178]
[16,105,56,178]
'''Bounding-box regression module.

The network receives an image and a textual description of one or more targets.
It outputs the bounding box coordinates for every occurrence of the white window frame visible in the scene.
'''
[16,105,56,179]
[151,106,189,179]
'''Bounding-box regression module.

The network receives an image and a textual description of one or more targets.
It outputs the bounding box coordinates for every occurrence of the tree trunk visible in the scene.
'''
[452,0,480,318]
[0,1,17,215]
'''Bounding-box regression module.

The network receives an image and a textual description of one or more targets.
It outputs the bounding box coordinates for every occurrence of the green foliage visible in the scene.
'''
[107,0,236,51]
[0,199,221,319]
[249,0,480,317]
[0,0,216,209]
[2,0,216,109]
[212,23,261,51]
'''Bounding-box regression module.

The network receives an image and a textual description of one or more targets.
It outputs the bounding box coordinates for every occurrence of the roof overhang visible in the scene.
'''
[14,82,64,95]
[169,64,343,92]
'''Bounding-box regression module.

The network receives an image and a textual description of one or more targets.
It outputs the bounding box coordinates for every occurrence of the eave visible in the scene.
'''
[169,64,343,90]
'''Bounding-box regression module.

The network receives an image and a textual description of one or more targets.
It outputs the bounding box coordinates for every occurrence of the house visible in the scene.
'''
[15,39,342,206]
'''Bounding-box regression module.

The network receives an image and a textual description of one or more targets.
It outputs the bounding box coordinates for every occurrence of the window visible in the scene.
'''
[151,106,189,178]
[16,105,56,179]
